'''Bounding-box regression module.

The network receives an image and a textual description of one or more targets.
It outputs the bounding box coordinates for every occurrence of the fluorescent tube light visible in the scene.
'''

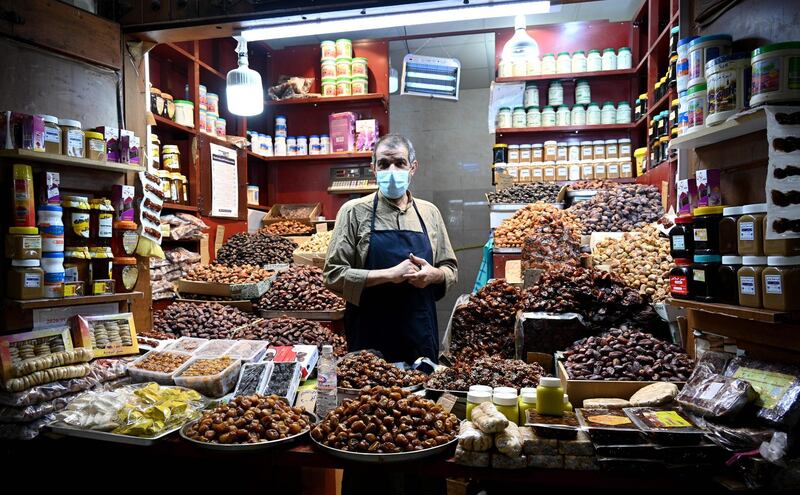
[241,1,550,41]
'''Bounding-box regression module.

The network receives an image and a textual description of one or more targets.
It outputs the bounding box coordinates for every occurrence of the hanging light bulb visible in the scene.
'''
[227,36,264,116]
[501,15,539,77]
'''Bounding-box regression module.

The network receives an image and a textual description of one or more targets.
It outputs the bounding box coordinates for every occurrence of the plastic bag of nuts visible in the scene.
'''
[494,203,582,248]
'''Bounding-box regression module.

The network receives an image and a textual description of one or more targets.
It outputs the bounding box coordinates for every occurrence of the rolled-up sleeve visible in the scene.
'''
[323,204,368,306]
[433,208,458,294]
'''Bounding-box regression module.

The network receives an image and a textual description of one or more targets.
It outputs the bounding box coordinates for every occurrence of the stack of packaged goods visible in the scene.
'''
[150,248,201,300]
[320,39,368,97]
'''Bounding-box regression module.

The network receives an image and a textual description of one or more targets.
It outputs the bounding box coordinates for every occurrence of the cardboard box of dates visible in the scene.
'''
[177,276,276,300]
[262,202,321,227]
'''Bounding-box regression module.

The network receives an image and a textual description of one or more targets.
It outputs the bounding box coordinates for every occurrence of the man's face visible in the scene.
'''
[372,144,418,176]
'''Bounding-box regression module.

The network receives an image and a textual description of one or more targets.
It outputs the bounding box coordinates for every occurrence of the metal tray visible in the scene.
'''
[48,422,183,446]
[311,435,457,464]
[179,411,318,452]
[492,246,522,254]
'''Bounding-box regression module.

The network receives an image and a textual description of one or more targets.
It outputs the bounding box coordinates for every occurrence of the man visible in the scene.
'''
[324,134,458,364]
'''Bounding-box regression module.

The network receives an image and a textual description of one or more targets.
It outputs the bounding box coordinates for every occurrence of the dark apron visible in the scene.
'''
[344,194,439,363]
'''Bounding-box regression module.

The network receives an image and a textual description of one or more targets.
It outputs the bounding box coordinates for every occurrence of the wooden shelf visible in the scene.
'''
[9,292,144,311]
[633,115,648,128]
[162,237,201,243]
[645,19,674,60]
[266,94,386,107]
[154,114,197,136]
[497,124,634,134]
[668,108,766,150]
[495,68,637,84]
[162,202,199,212]
[646,89,675,118]
[0,149,144,173]
[247,150,373,162]
[198,60,226,81]
[327,186,378,195]
[668,298,799,324]
[246,204,272,212]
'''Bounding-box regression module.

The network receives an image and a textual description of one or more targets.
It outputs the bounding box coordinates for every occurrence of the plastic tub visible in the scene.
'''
[233,361,274,396]
[706,53,752,126]
[677,37,698,93]
[751,41,800,106]
[226,340,269,362]
[194,339,237,358]
[174,357,242,398]
[166,336,208,354]
[128,350,193,385]
[174,100,194,127]
[688,34,732,87]
[686,83,708,133]
[264,361,301,405]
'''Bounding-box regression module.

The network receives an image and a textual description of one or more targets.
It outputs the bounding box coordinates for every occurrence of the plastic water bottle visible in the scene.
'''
[316,345,337,418]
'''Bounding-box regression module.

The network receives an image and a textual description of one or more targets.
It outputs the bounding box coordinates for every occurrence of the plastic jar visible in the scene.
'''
[601,101,616,124]
[321,40,336,59]
[89,247,113,283]
[541,53,556,74]
[763,256,800,311]
[206,93,219,115]
[215,118,226,138]
[751,42,800,106]
[692,254,722,301]
[520,144,532,163]
[568,162,581,181]
[64,246,90,283]
[592,140,606,160]
[536,377,564,416]
[718,256,743,305]
[686,83,708,132]
[275,115,287,138]
[320,135,331,154]
[512,106,527,128]
[738,203,767,256]
[113,257,139,293]
[541,106,556,127]
[351,57,368,78]
[604,139,619,159]
[543,141,558,162]
[336,76,352,96]
[618,138,632,158]
[321,58,337,80]
[62,195,91,247]
[336,38,352,59]
[688,34,732,87]
[556,142,568,162]
[526,56,541,76]
[670,258,693,299]
[155,170,170,201]
[524,83,539,108]
[287,137,298,156]
[5,227,41,260]
[174,100,194,128]
[602,48,617,71]
[321,77,337,97]
[308,135,321,155]
[493,393,519,425]
[42,115,61,155]
[719,206,743,255]
[497,107,513,128]
[617,47,633,69]
[508,145,520,164]
[206,113,218,136]
[162,145,181,171]
[568,143,581,162]
[580,141,593,161]
[548,81,564,106]
[634,98,642,121]
[466,390,491,421]
[526,106,541,127]
[738,256,767,308]
[594,160,607,179]
[575,80,591,105]
[581,162,595,180]
[706,53,752,126]
[677,37,698,92]
[7,259,44,300]
[693,206,724,255]
[519,390,537,424]
[570,51,587,73]
[493,144,508,164]
[59,119,84,158]
[41,252,65,298]
[616,101,632,123]
[112,221,139,257]
[556,52,572,74]
[351,76,368,95]
[297,136,309,155]
[556,106,571,126]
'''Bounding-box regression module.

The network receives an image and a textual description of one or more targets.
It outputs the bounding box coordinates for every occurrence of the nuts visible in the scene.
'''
[261,221,314,236]
[297,231,334,253]
[494,203,582,248]
[216,231,297,267]
[153,302,257,339]
[180,357,234,377]
[593,225,673,302]
[487,183,562,204]
[311,386,459,453]
[337,351,427,389]
[567,184,664,234]
[185,394,311,444]
[132,351,191,373]
[257,265,345,312]
[563,327,693,381]
[184,264,275,284]
[449,280,521,361]
[239,317,347,357]
[426,356,546,391]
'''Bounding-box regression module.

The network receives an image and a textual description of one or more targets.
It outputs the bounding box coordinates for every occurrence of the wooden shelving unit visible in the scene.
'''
[266,94,386,107]
[497,124,634,135]
[247,151,373,163]
[8,292,143,311]
[162,202,199,212]
[646,89,676,118]
[496,68,636,83]
[0,149,144,173]
[153,114,197,136]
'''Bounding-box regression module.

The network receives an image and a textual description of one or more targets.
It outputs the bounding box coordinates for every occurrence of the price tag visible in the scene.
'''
[437,393,458,414]
[316,222,328,234]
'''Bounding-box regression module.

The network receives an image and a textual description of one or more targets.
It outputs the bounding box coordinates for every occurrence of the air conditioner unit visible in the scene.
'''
[401,54,460,100]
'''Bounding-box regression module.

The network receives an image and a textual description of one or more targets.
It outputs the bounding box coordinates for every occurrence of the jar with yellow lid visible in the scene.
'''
[85,131,106,161]
[162,145,181,172]
[763,256,800,311]
[89,198,114,247]
[157,170,173,202]
[466,390,492,421]
[42,115,61,155]
[64,246,90,283]
[519,389,537,425]
[493,393,519,425]
[6,227,42,260]
[536,377,564,416]
[62,195,91,247]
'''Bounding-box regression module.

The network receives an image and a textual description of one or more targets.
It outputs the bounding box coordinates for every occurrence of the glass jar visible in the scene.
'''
[592,140,606,160]
[89,199,113,247]
[512,106,527,128]
[531,164,544,182]
[536,377,564,416]
[587,103,601,125]
[763,256,800,311]
[601,101,616,124]
[5,227,41,260]
[718,206,742,255]
[581,141,594,161]
[605,139,619,159]
[42,115,61,155]
[602,48,617,70]
[64,246,90,283]
[543,141,558,162]
[556,52,572,74]
[568,162,581,181]
[7,259,44,300]
[634,98,642,121]
[659,136,670,163]
[84,132,106,161]
[616,101,632,123]
[594,161,607,179]
[89,247,113,283]
[692,254,722,302]
[556,106,571,126]
[542,106,556,127]
[617,47,633,69]
[587,49,602,71]
[541,53,556,74]
[671,215,695,259]
[531,143,543,162]
[670,259,693,299]
[527,56,541,76]
[113,257,139,293]
[618,138,632,158]
[497,107,513,129]
[738,203,767,256]
[508,145,520,164]
[526,106,541,127]
[719,256,743,305]
[179,175,188,204]
[524,82,539,108]
[493,144,509,164]
[466,390,491,421]
[493,393,519,425]
[556,142,568,162]
[548,81,564,107]
[693,206,724,255]
[169,173,182,204]
[62,195,91,247]
[520,144,532,163]
[157,170,172,202]
[575,80,591,105]
[581,162,595,180]
[112,221,139,257]
[568,143,581,162]
[571,51,587,73]
[162,145,181,171]
[738,256,768,308]
[571,105,586,126]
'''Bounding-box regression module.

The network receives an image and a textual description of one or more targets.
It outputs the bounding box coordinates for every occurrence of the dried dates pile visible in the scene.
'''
[238,317,347,356]
[426,356,546,391]
[257,265,345,312]
[216,231,297,267]
[337,351,427,389]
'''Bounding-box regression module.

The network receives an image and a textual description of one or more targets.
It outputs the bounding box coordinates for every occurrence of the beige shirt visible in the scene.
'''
[323,192,458,306]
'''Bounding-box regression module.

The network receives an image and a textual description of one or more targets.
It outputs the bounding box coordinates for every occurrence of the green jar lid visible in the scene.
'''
[513,106,526,111]
[542,53,554,57]
[619,47,631,52]
[687,83,707,95]
[525,106,539,111]
[576,79,588,84]
[336,57,352,62]
[670,26,680,34]
[588,49,601,54]
[335,38,352,43]
[335,76,352,81]
[752,41,800,57]
[587,102,599,107]
[603,101,615,106]
[635,98,641,104]
[573,50,585,55]
[352,57,368,62]
[603,48,616,53]
[499,107,511,111]
[173,99,194,106]
[321,77,336,83]
[558,51,570,56]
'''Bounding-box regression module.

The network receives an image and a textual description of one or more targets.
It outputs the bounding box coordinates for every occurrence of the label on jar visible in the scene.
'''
[672,235,685,250]
[740,276,756,295]
[607,164,620,177]
[22,237,42,250]
[44,271,65,283]
[45,126,61,144]
[752,58,781,95]
[90,140,105,152]
[122,231,139,254]
[739,222,755,241]
[670,275,688,295]
[72,212,90,238]
[582,148,593,159]
[694,228,708,242]
[24,273,41,288]
[67,129,83,156]
[621,163,632,175]
[519,168,531,181]
[765,275,783,294]
[693,269,706,282]
[99,212,113,238]
[532,149,543,160]
[557,148,568,160]
[582,165,594,178]
[532,167,543,179]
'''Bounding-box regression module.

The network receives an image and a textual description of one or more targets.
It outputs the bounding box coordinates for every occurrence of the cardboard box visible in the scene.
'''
[0,327,74,381]
[355,119,378,152]
[262,203,321,227]
[112,184,136,222]
[696,169,721,207]
[39,171,61,205]
[72,313,139,358]
[177,276,274,300]
[293,250,327,269]
[557,361,684,407]
[329,112,357,152]
[95,126,120,162]
[175,297,254,312]
[677,179,698,215]
[269,345,319,381]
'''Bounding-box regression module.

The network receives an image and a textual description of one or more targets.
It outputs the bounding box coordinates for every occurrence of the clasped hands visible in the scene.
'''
[389,254,444,288]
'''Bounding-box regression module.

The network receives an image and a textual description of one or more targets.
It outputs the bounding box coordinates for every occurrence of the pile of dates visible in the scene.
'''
[426,356,546,391]
[237,317,347,357]
[152,302,256,339]
[216,231,297,267]
[337,351,427,389]
[487,183,562,204]
[449,280,521,361]
[567,180,623,191]
[257,265,345,312]
[311,386,459,453]
[563,327,693,381]
[568,184,663,234]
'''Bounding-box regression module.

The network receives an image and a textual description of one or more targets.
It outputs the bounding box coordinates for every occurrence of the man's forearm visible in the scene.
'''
[365,268,395,287]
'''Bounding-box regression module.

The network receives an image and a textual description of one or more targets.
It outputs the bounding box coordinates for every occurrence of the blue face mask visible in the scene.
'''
[376,170,410,199]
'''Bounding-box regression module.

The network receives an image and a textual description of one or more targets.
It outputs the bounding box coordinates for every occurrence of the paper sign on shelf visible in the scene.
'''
[209,142,239,218]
